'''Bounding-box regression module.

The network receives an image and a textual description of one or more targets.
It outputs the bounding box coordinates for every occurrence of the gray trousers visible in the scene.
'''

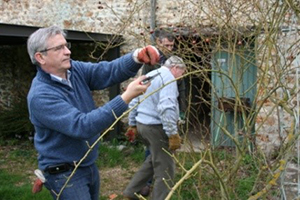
[123,122,175,200]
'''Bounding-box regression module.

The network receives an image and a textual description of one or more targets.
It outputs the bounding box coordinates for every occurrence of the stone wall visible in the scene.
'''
[255,31,300,155]
[0,0,259,51]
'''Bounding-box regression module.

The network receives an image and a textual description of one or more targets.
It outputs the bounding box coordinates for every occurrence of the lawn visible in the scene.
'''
[0,140,52,200]
[0,139,144,200]
[0,138,275,200]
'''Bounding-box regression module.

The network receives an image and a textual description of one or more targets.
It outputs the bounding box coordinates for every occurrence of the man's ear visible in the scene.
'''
[34,52,45,65]
[170,65,176,73]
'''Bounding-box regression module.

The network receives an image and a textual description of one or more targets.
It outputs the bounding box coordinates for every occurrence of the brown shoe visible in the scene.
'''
[139,185,151,197]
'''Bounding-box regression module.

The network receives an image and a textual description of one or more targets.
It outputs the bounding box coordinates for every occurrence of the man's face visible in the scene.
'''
[171,66,186,78]
[157,38,174,54]
[37,34,71,76]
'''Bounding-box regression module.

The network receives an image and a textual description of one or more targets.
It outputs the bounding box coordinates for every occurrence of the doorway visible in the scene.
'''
[174,35,212,150]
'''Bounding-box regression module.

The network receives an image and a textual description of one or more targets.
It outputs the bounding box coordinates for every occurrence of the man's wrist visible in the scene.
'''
[121,92,132,104]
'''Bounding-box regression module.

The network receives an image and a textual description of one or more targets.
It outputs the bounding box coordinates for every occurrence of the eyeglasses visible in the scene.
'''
[39,42,71,53]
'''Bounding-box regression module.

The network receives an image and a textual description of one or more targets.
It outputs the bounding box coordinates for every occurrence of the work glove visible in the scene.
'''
[168,134,182,151]
[32,178,43,193]
[133,45,160,65]
[125,126,138,142]
[32,169,45,194]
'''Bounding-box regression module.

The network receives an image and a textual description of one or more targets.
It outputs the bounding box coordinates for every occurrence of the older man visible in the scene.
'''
[123,56,186,200]
[27,25,159,200]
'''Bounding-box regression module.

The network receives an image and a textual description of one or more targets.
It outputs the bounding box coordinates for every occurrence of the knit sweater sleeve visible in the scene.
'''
[28,91,128,140]
[72,53,141,90]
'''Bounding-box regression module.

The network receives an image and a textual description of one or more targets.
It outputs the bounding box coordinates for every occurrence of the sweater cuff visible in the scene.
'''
[109,95,128,117]
[124,52,142,72]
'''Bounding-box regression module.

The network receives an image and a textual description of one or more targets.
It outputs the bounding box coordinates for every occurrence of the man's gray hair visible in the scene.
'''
[164,56,186,69]
[27,26,66,65]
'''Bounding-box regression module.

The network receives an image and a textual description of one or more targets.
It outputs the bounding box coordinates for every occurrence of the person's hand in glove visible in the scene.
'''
[133,45,160,65]
[125,126,138,143]
[168,134,182,151]
[32,169,45,194]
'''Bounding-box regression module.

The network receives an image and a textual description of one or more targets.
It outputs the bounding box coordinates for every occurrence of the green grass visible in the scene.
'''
[0,139,144,200]
[0,140,51,200]
[96,140,145,168]
[0,140,277,200]
[0,169,52,200]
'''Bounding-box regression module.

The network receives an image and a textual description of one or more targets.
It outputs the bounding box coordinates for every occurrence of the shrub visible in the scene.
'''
[0,92,33,140]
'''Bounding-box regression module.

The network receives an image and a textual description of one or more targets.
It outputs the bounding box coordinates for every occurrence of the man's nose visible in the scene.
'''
[64,47,71,54]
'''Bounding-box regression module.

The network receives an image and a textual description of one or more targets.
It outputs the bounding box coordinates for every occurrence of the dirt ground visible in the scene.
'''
[100,166,139,199]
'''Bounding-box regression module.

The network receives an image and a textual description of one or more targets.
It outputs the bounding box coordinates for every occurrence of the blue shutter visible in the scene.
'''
[211,47,257,147]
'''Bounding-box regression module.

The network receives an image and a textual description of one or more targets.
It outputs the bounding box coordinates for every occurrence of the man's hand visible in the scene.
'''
[133,45,160,65]
[168,134,182,151]
[121,76,149,104]
[125,126,138,142]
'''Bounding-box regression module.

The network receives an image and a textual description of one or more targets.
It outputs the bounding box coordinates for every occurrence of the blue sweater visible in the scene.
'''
[128,67,179,137]
[27,53,141,170]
